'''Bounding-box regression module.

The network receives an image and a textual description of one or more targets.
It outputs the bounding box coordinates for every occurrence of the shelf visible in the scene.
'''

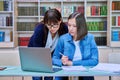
[86,0,107,2]
[0,27,13,29]
[0,0,15,48]
[110,41,120,47]
[112,10,120,13]
[0,11,13,13]
[17,0,38,2]
[62,0,84,2]
[17,31,34,34]
[0,42,14,48]
[111,26,120,28]
[87,16,107,18]
[40,1,61,3]
[15,0,108,46]
[89,31,107,33]
[17,16,38,18]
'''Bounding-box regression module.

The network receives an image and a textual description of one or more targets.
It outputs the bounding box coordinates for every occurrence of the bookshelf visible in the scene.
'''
[16,0,108,47]
[0,0,17,48]
[107,0,120,47]
[86,0,107,46]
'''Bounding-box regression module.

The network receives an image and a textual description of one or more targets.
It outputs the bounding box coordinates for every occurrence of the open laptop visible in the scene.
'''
[19,47,62,73]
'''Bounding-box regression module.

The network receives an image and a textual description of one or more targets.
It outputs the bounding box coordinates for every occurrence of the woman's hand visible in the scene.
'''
[61,56,72,66]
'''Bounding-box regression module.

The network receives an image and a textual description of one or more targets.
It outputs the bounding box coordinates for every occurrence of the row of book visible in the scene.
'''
[87,6,107,16]
[118,16,120,26]
[0,30,12,42]
[18,36,106,46]
[87,21,107,31]
[112,1,120,10]
[18,6,107,17]
[63,6,84,17]
[17,21,107,31]
[95,37,106,46]
[0,16,13,27]
[18,6,84,17]
[17,22,38,31]
[112,16,120,26]
[0,1,13,11]
[18,37,30,46]
[112,30,120,41]
[40,7,51,16]
[18,7,38,16]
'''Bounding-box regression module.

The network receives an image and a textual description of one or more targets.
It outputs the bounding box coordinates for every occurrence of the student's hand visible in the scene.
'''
[61,55,68,65]
[66,60,73,66]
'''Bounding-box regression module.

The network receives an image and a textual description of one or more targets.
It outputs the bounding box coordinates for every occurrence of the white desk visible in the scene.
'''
[0,66,120,80]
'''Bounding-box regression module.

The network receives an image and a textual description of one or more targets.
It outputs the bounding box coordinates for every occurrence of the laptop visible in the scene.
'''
[19,47,62,73]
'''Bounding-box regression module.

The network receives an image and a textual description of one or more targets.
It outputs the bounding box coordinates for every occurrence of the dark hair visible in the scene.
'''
[43,9,67,45]
[43,9,67,35]
[68,12,88,40]
[44,9,61,24]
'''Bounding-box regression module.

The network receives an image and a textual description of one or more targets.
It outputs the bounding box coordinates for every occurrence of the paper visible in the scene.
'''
[90,63,120,73]
[62,66,87,71]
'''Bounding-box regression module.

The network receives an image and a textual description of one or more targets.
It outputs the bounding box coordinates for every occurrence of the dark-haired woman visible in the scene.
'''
[28,9,68,80]
[52,12,99,80]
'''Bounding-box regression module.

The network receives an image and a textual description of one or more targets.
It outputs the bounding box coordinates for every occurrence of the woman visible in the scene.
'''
[52,12,99,80]
[28,9,68,80]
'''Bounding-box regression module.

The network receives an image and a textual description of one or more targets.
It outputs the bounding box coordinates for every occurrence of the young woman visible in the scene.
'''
[28,9,68,80]
[52,12,99,80]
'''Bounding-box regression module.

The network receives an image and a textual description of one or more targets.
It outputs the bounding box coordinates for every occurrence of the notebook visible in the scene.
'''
[19,47,62,73]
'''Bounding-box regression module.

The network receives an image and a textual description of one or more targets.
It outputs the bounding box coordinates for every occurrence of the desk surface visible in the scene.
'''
[0,66,120,77]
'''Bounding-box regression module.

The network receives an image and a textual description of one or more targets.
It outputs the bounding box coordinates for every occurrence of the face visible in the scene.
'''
[46,21,61,34]
[68,18,77,40]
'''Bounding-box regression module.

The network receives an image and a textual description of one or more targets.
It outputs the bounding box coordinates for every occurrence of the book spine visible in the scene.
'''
[19,37,30,46]
[0,31,5,42]
[118,16,120,26]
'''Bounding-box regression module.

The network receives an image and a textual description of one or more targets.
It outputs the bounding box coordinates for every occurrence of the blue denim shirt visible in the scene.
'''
[52,33,98,67]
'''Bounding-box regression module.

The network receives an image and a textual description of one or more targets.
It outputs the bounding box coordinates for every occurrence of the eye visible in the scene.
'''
[73,25,77,27]
[68,24,71,27]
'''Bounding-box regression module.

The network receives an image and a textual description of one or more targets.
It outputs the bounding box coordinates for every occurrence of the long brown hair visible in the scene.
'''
[68,12,88,40]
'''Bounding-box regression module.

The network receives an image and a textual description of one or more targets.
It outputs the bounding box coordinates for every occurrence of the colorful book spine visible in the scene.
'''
[17,22,37,31]
[87,21,107,31]
[118,16,120,26]
[95,37,106,46]
[0,1,4,11]
[19,37,30,46]
[86,6,91,16]
[112,1,120,10]
[0,31,5,42]
[112,30,119,41]
[112,16,116,26]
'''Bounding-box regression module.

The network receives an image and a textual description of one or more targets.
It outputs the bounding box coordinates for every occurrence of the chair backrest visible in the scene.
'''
[109,53,120,64]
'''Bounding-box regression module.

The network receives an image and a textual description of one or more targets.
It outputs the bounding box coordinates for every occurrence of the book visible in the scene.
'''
[19,37,30,46]
[0,1,4,11]
[0,31,5,42]
[118,16,120,26]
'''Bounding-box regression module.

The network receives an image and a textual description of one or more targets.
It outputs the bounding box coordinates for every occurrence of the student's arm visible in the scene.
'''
[52,36,64,67]
[73,35,99,66]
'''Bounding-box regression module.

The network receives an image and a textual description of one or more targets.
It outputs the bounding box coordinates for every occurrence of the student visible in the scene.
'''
[52,12,99,80]
[28,9,68,80]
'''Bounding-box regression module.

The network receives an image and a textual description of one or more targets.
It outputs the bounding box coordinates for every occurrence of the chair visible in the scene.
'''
[108,53,120,80]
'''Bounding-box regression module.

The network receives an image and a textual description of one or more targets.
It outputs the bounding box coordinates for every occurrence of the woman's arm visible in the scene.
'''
[52,36,65,67]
